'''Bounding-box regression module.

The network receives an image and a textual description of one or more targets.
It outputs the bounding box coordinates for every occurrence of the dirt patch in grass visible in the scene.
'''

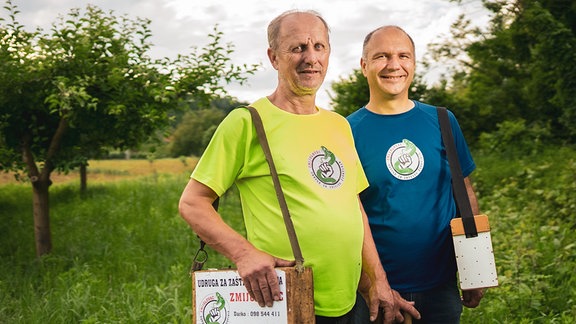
[0,158,198,186]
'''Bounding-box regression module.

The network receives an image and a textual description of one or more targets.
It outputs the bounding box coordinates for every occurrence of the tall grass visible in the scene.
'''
[0,173,239,323]
[1,148,576,323]
[462,147,576,323]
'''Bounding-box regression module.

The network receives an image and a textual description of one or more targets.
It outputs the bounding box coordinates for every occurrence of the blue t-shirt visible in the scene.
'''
[347,101,475,292]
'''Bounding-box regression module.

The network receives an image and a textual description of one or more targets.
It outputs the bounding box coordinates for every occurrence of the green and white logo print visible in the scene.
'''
[308,146,345,189]
[386,139,424,180]
[200,292,229,324]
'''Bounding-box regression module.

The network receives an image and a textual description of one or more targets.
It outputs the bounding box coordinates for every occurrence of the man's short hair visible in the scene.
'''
[362,25,415,59]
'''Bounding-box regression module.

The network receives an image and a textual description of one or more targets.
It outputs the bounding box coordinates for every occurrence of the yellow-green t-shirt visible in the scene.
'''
[192,97,368,317]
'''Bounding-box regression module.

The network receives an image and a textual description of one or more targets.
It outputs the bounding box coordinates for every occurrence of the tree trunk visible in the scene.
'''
[32,179,52,257]
[22,113,68,257]
[80,163,87,194]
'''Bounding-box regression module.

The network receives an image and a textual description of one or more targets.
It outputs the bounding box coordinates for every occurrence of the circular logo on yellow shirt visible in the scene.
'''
[308,146,345,189]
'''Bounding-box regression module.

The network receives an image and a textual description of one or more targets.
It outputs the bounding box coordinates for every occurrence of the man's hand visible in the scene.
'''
[359,273,421,323]
[368,284,396,323]
[179,180,296,307]
[462,288,484,308]
[235,249,295,307]
[390,290,420,323]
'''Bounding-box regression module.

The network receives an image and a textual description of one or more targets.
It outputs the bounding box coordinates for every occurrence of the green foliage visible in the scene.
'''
[166,97,248,158]
[1,2,169,173]
[169,25,259,109]
[168,108,226,157]
[330,69,369,117]
[0,0,259,256]
[477,118,552,157]
[2,149,576,322]
[426,0,576,144]
[464,146,576,322]
[0,174,243,322]
[161,96,248,158]
[0,1,259,176]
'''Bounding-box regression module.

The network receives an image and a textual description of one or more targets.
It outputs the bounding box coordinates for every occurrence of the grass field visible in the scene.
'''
[0,157,198,185]
[0,158,241,323]
[1,152,576,323]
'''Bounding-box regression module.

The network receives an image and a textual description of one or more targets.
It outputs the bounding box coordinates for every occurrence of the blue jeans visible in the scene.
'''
[351,280,463,324]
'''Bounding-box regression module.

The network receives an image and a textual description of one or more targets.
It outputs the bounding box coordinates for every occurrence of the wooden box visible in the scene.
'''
[192,267,314,323]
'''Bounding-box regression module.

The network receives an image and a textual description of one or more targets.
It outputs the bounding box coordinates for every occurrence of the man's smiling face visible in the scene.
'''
[361,26,415,101]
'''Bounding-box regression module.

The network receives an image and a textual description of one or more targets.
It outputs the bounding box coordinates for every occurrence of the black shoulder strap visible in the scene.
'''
[437,107,478,238]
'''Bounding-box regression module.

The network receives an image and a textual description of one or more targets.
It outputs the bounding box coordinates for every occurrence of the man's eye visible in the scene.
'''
[314,44,325,50]
[293,45,304,53]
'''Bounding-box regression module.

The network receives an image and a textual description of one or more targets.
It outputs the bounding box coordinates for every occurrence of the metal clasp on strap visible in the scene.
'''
[190,240,208,275]
[295,259,305,274]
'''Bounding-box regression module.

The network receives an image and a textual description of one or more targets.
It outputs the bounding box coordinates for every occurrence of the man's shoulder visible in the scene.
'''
[227,97,272,120]
[223,106,251,122]
[318,107,349,122]
[414,100,437,111]
[414,101,461,123]
[345,107,368,126]
[414,100,458,116]
[321,107,344,115]
[413,101,443,121]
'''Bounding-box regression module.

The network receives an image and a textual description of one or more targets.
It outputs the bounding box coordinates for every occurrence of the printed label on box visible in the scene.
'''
[194,269,288,324]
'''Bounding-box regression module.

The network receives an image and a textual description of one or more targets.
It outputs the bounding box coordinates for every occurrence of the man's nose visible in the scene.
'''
[387,55,401,69]
[302,49,319,66]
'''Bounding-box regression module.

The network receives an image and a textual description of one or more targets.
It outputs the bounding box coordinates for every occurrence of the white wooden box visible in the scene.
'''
[450,214,499,290]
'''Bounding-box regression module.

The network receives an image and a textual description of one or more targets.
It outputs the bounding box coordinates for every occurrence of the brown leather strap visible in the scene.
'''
[246,106,305,272]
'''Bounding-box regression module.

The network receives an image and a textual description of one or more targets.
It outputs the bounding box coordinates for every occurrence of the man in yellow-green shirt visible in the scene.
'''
[191,96,365,316]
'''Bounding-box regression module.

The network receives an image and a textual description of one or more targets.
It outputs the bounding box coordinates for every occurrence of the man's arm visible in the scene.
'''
[357,197,421,323]
[460,176,485,308]
[178,179,294,307]
[464,177,479,215]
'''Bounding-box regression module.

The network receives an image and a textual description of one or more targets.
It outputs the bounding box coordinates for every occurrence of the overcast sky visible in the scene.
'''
[12,0,490,108]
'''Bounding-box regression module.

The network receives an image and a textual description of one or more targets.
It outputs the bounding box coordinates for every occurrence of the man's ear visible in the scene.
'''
[360,58,368,77]
[267,48,279,70]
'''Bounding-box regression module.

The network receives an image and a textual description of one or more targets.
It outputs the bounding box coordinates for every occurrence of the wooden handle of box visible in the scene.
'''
[375,310,412,323]
[404,313,412,324]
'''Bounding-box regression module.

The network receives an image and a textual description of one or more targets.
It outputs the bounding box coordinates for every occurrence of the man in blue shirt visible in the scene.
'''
[348,25,485,323]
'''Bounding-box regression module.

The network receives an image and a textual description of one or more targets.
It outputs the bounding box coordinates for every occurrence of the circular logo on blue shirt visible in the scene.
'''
[386,139,424,180]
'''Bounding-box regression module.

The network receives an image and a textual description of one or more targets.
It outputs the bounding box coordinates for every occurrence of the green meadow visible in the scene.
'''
[1,149,575,323]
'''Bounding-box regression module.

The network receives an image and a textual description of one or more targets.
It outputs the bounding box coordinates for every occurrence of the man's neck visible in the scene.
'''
[365,97,414,115]
[267,91,318,115]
